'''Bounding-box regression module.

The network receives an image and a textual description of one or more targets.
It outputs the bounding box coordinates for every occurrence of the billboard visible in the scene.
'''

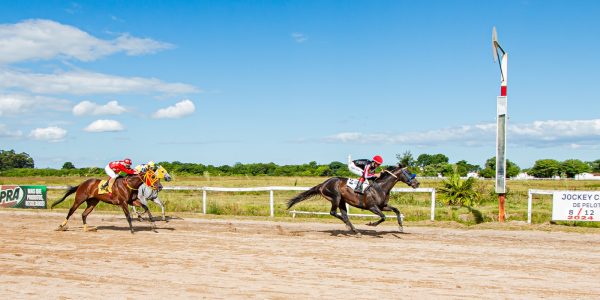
[552,191,600,221]
[0,185,47,209]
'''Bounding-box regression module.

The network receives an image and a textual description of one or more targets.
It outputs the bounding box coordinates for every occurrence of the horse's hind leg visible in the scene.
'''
[336,200,359,235]
[366,205,386,227]
[140,203,157,229]
[57,193,86,231]
[383,205,404,232]
[81,199,100,232]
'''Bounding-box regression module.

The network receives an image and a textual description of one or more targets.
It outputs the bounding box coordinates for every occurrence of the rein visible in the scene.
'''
[125,177,139,191]
[383,169,398,179]
[124,173,147,191]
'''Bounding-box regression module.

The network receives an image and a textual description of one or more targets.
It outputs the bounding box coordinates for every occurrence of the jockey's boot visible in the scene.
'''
[354,178,365,194]
[101,179,109,190]
[107,177,116,197]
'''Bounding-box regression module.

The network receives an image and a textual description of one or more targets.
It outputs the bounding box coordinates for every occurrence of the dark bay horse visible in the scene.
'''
[287,164,420,235]
[51,172,158,233]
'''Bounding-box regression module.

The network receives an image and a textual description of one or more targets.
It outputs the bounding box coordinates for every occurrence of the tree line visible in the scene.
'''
[397,151,599,178]
[1,148,598,178]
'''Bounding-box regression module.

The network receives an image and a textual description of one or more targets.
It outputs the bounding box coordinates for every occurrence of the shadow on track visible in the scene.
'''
[323,228,411,238]
[95,225,176,232]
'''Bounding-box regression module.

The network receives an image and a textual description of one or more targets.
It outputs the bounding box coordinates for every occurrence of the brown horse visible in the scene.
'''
[287,164,420,235]
[51,172,157,233]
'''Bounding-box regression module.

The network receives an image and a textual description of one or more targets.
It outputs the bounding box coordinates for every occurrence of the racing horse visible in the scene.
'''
[287,164,419,235]
[130,165,172,221]
[51,171,159,233]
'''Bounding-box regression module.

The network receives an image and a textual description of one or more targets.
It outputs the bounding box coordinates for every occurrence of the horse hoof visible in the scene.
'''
[84,226,97,232]
[355,232,362,237]
[55,224,68,231]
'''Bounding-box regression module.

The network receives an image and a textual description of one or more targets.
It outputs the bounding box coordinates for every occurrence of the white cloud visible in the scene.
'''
[84,119,125,132]
[29,126,67,142]
[152,99,195,119]
[291,32,308,43]
[323,119,600,148]
[0,69,199,95]
[0,19,172,64]
[0,124,23,137]
[0,93,71,116]
[0,94,33,116]
[73,100,126,116]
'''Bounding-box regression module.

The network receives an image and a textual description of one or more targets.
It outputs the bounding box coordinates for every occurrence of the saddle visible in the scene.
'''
[98,178,119,195]
[346,178,370,194]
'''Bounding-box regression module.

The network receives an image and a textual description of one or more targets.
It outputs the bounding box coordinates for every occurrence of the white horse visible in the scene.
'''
[131,165,172,221]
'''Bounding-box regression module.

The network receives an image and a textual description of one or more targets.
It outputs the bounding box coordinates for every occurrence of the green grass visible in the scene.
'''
[2,175,600,228]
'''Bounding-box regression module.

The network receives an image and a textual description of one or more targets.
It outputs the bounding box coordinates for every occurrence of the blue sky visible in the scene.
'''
[0,0,599,169]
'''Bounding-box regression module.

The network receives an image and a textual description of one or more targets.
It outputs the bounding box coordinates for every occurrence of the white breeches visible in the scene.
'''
[105,165,118,179]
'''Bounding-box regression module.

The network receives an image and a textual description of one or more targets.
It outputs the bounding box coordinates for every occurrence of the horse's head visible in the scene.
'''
[381,164,420,188]
[155,165,172,182]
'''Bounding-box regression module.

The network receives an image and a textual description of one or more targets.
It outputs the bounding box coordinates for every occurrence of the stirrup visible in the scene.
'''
[354,185,363,194]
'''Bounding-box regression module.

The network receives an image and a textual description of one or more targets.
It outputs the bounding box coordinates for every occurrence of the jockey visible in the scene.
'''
[347,155,383,193]
[135,161,157,173]
[101,158,138,193]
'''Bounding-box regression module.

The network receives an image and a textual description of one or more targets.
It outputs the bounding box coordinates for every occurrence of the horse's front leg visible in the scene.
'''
[120,202,134,234]
[366,205,386,227]
[382,205,403,232]
[153,197,166,221]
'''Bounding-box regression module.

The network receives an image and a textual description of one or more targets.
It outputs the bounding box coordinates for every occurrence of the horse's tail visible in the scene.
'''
[51,185,79,209]
[287,184,323,209]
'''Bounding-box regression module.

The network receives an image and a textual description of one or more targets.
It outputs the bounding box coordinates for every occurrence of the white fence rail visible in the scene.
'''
[47,186,436,220]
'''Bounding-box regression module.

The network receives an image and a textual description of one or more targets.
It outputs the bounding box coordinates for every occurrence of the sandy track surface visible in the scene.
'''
[1,210,600,299]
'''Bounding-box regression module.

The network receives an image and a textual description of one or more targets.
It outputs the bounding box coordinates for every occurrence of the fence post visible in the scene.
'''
[527,190,532,224]
[269,189,274,217]
[202,189,207,215]
[430,189,436,221]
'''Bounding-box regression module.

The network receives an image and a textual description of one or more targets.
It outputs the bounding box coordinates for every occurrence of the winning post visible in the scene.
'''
[492,27,508,222]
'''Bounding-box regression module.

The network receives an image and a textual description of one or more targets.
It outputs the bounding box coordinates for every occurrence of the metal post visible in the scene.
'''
[493,26,508,223]
[269,189,274,217]
[430,189,436,221]
[202,189,207,214]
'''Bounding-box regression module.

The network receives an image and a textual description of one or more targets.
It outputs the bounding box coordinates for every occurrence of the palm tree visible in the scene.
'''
[438,171,479,207]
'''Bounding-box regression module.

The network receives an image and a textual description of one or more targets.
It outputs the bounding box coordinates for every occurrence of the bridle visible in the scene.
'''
[383,168,417,186]
[124,172,159,191]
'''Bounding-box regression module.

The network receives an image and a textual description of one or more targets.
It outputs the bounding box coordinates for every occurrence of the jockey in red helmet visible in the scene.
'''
[101,158,137,195]
[347,155,383,194]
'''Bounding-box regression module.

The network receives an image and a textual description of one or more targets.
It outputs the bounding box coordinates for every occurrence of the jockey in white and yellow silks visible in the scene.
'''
[135,161,157,173]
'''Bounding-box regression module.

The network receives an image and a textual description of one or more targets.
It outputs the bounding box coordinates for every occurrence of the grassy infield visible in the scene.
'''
[2,175,600,231]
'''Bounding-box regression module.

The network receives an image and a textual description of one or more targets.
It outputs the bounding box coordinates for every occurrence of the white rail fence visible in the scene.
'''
[527,189,557,224]
[47,186,437,220]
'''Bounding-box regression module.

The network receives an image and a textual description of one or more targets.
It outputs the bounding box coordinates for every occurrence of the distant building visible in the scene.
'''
[575,173,600,180]
[466,172,479,178]
[513,172,534,180]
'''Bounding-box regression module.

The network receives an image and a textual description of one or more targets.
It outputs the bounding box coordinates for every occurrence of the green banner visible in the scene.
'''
[0,185,47,209]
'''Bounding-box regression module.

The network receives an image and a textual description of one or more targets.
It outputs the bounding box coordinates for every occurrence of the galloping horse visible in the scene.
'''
[131,165,172,221]
[51,171,159,233]
[287,164,420,234]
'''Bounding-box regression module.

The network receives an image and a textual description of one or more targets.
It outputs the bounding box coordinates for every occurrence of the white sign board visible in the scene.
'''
[552,191,600,221]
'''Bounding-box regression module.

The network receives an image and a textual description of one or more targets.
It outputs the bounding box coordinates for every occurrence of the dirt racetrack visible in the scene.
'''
[1,210,600,299]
